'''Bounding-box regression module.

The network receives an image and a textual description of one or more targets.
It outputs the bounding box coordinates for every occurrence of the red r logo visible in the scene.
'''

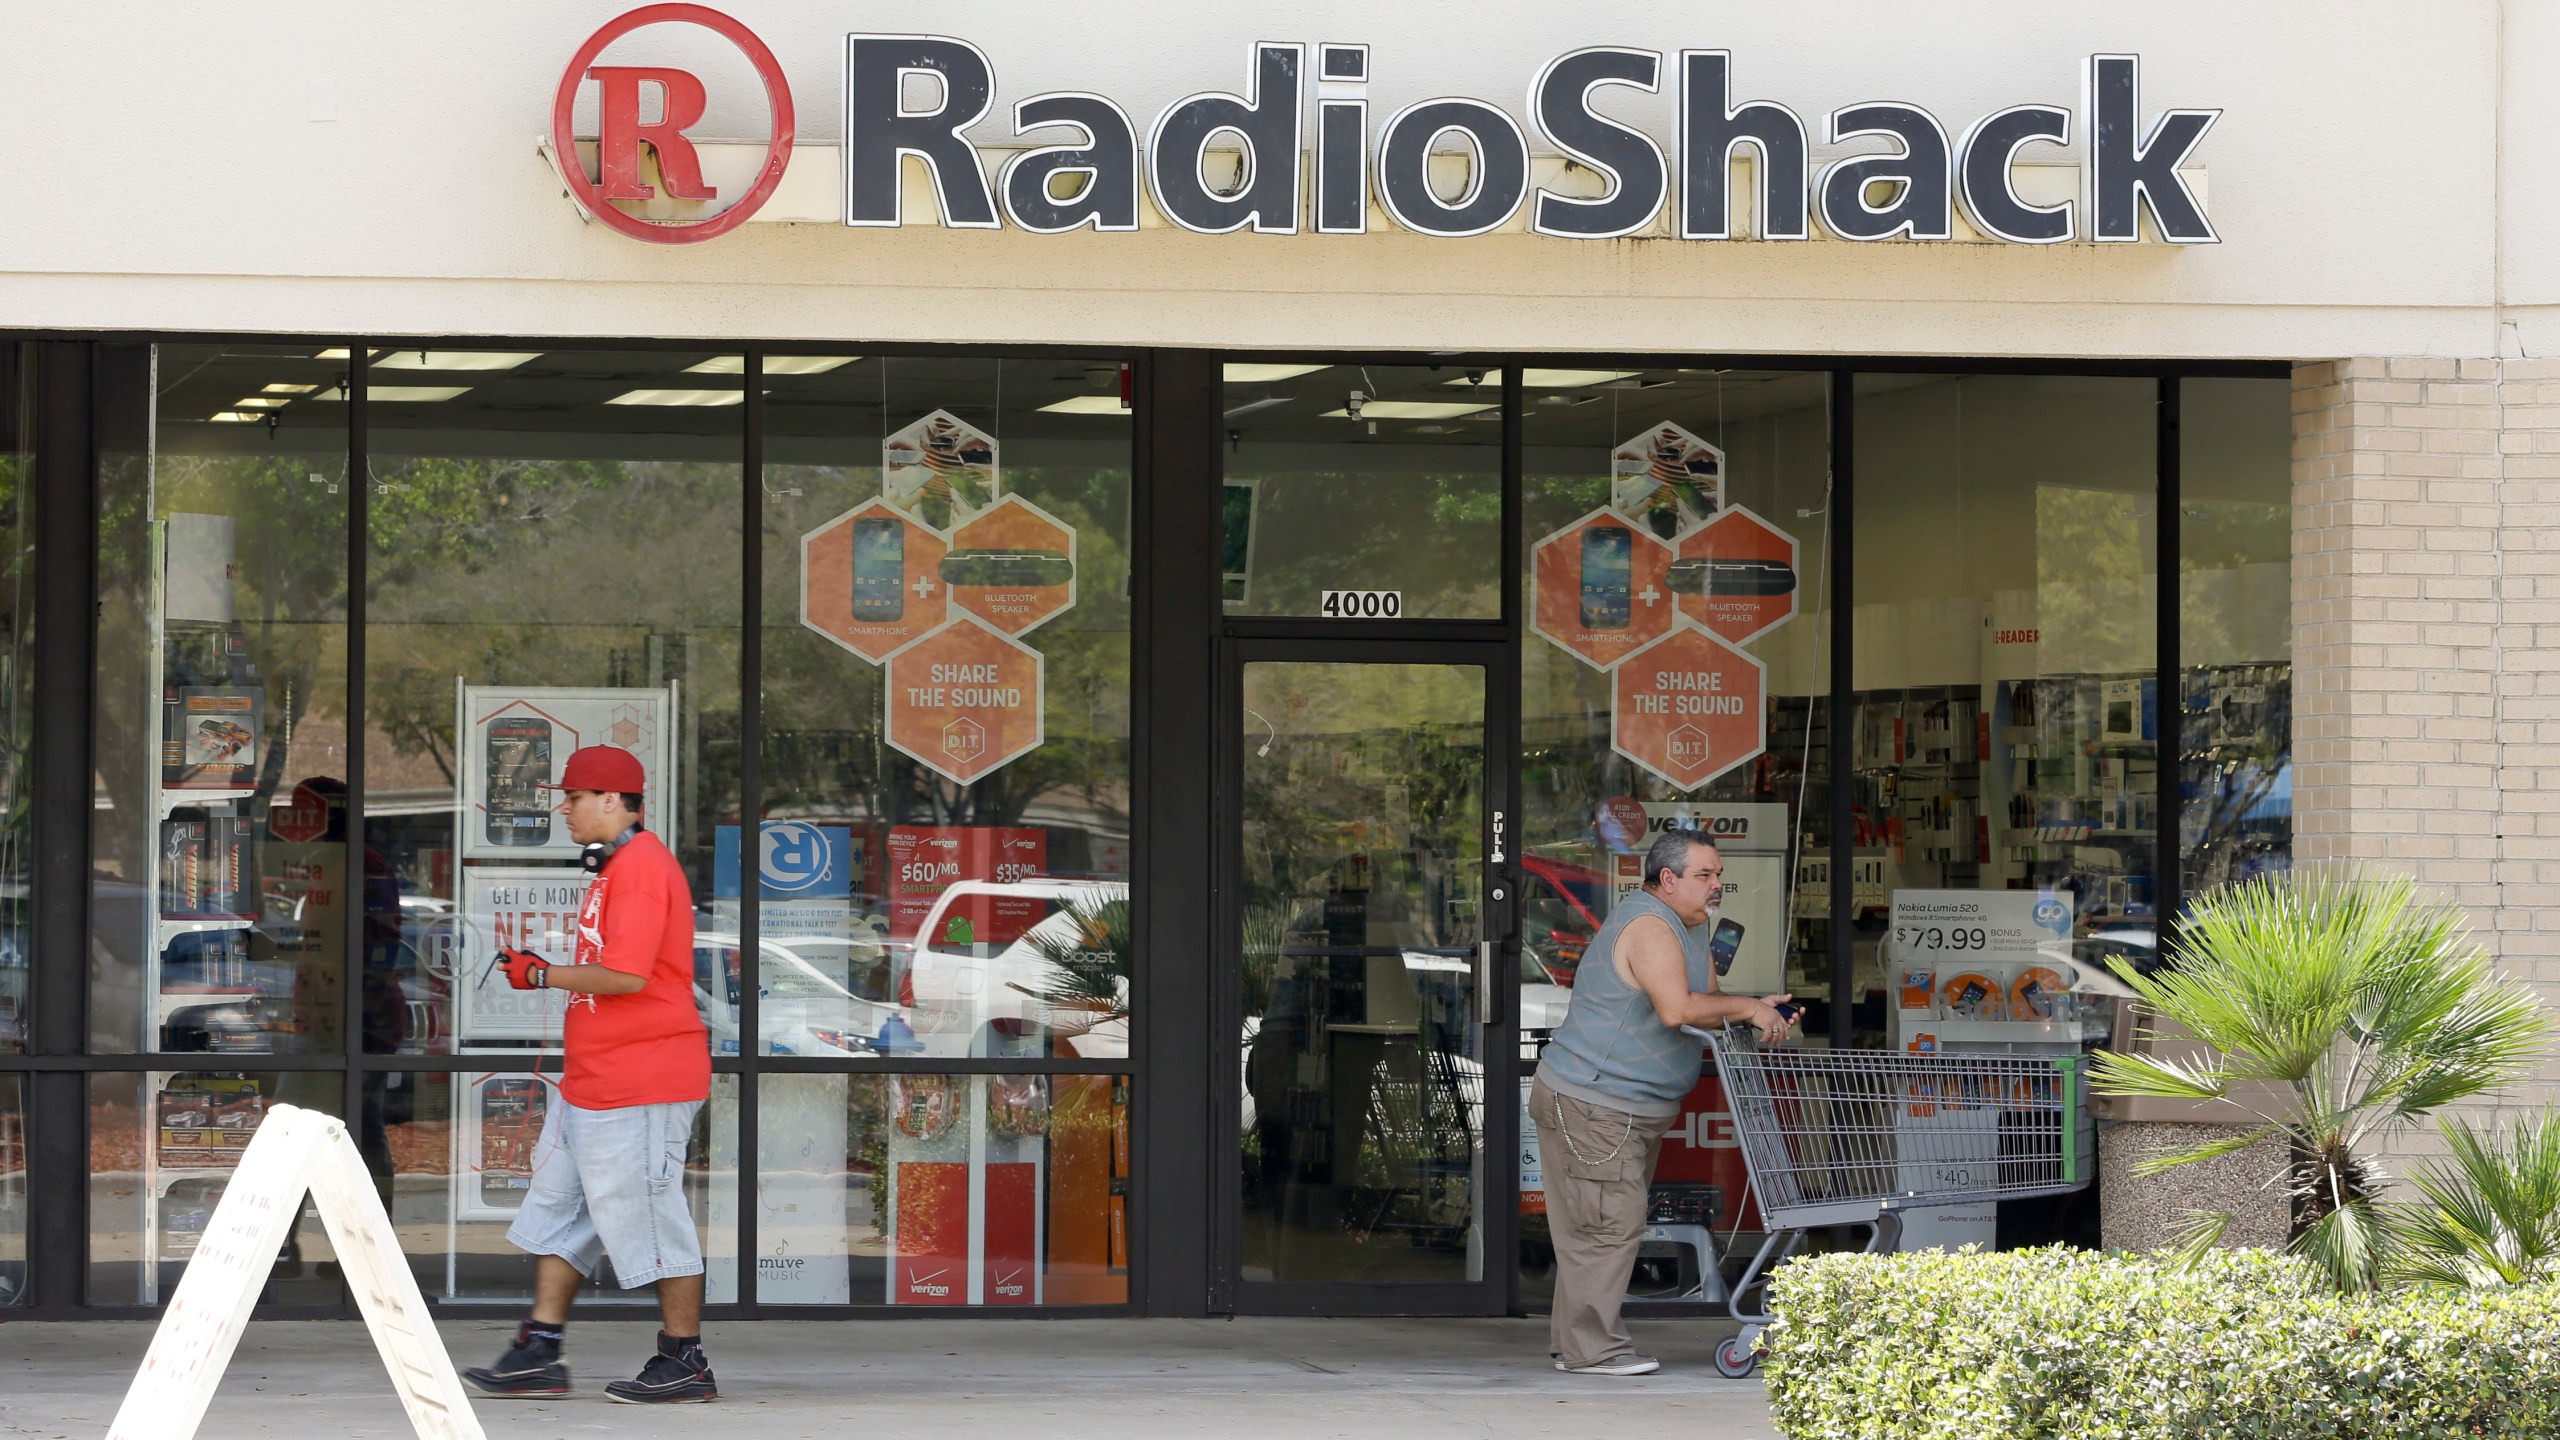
[551,5,795,244]
[592,67,717,201]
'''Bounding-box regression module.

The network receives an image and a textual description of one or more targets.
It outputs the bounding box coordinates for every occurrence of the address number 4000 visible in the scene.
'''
[1318,590,1404,619]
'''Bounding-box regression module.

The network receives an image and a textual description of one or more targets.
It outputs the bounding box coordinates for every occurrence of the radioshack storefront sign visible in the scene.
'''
[552,7,2220,246]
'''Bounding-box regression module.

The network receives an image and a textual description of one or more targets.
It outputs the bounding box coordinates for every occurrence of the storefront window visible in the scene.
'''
[2179,378,2292,892]
[757,356,1132,1062]
[87,1070,345,1304]
[90,345,353,1055]
[373,1072,737,1303]
[1515,368,1832,1305]
[361,349,744,1057]
[1221,362,1501,618]
[0,346,31,1056]
[0,1075,21,1305]
[1853,375,2158,1044]
[756,1072,1129,1306]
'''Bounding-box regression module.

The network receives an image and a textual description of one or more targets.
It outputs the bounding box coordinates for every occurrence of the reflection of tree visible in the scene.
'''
[362,455,747,865]
[2036,485,2151,672]
[1233,468,1501,616]
[92,449,347,868]
[2178,501,2288,668]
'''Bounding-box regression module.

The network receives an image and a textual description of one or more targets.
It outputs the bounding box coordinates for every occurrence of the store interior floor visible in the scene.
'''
[0,1314,1779,1439]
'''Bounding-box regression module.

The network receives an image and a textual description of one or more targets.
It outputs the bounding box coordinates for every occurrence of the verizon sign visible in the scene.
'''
[553,8,2219,247]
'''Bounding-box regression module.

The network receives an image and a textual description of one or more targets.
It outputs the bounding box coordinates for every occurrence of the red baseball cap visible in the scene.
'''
[550,744,647,794]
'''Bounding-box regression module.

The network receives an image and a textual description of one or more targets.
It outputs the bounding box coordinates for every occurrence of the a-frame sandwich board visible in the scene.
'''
[105,1103,489,1440]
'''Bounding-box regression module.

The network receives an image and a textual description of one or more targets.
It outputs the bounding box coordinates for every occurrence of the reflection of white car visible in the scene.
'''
[903,880,1129,1059]
[693,931,906,1058]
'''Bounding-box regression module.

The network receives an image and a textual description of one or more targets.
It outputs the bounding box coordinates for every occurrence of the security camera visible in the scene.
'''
[1466,369,1486,387]
[1346,390,1367,420]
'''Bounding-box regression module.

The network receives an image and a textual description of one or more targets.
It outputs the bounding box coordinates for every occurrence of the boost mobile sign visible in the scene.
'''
[555,7,2219,246]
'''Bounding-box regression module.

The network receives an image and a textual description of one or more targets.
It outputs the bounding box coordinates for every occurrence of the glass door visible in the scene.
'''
[1222,639,1515,1315]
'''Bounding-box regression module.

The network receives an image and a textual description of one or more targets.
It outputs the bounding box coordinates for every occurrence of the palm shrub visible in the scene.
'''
[2382,1108,2560,1291]
[2091,869,2550,1291]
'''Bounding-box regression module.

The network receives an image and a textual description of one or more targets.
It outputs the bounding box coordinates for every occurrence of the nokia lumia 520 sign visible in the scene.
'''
[556,9,2219,246]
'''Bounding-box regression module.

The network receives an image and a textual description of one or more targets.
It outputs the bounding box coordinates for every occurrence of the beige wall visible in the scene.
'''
[2293,356,2560,1138]
[0,1,2545,359]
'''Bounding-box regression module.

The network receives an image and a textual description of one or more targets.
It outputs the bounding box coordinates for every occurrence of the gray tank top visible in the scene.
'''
[1535,888,1713,1117]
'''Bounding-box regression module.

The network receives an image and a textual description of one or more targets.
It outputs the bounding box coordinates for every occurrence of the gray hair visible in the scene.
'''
[1641,828,1718,890]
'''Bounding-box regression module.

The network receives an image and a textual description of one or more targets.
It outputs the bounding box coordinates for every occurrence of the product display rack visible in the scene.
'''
[1852,674,2158,931]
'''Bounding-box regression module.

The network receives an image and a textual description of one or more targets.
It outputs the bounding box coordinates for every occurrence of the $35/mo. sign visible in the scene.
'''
[1319,590,1403,619]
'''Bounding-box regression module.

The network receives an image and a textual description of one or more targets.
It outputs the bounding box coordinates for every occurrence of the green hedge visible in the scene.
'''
[1762,1248,2560,1439]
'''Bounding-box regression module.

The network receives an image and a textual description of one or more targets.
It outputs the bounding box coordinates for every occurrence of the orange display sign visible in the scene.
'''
[801,499,950,662]
[1673,504,1800,645]
[884,616,1046,784]
[1530,509,1673,671]
[1612,626,1767,791]
[946,495,1077,636]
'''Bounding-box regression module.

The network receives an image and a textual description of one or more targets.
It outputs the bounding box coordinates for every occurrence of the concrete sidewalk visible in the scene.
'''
[0,1315,1781,1440]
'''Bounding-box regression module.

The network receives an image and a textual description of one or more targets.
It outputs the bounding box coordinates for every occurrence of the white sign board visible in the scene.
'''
[1884,888,2073,970]
[456,683,676,861]
[452,867,588,1044]
[107,1105,487,1440]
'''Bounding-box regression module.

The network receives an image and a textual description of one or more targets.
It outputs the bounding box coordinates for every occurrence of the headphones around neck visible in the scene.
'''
[580,823,643,874]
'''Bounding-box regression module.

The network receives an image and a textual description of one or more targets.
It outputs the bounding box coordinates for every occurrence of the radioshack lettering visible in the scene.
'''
[557,12,2220,247]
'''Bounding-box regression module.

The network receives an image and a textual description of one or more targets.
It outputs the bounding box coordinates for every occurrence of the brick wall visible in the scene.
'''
[2291,355,2560,1155]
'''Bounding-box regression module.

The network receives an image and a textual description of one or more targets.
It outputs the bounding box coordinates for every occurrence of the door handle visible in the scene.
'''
[1476,940,1497,1025]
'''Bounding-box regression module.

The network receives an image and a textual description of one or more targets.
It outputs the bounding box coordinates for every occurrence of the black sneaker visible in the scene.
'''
[462,1328,570,1398]
[604,1348,718,1404]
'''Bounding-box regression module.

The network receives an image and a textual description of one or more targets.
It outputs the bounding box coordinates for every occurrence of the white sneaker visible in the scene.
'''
[1559,1352,1661,1376]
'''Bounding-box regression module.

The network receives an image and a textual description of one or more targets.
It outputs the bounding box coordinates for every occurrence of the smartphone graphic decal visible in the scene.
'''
[1709,916,1745,977]
[1580,526,1632,630]
[479,1077,548,1207]
[485,717,552,847]
[853,517,906,623]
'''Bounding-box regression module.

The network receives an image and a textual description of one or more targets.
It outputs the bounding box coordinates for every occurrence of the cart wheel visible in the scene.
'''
[1714,1333,1759,1379]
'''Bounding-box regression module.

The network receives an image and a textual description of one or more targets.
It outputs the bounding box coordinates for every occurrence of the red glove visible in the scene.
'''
[500,949,550,991]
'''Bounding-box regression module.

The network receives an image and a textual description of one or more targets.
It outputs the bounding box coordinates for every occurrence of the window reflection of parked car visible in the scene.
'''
[901,880,1129,1059]
[693,931,907,1059]
[1520,855,1606,987]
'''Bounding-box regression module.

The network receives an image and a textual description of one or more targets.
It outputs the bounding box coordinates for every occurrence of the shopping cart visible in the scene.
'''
[1700,1025,2093,1378]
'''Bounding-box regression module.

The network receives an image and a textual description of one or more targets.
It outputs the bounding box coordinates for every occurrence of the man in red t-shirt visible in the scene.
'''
[463,745,718,1405]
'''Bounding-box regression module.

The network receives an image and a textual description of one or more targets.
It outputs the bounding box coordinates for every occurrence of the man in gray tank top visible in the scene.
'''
[1530,828,1794,1376]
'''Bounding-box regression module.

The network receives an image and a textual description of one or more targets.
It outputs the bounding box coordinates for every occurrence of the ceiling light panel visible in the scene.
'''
[1038,396,1131,414]
[607,389,746,407]
[1519,369,1641,387]
[370,351,543,371]
[687,356,858,376]
[1318,401,1496,420]
[1224,363,1326,383]
[310,385,472,402]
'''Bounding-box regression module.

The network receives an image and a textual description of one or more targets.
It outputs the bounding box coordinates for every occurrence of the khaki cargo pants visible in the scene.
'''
[1529,1076,1677,1369]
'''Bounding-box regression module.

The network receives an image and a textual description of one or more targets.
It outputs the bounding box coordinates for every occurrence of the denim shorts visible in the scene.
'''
[505,1097,705,1288]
